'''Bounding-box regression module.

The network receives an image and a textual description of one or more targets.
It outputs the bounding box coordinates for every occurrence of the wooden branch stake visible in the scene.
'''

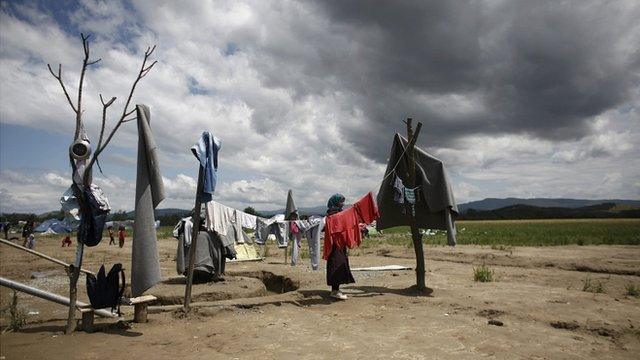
[404,118,426,291]
[183,166,204,311]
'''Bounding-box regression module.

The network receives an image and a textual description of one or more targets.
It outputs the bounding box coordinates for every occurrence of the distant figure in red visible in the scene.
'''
[118,225,126,248]
[61,236,72,247]
[108,226,116,245]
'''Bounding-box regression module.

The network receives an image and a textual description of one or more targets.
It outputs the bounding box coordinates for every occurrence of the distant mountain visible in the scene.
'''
[458,198,640,213]
[459,202,640,220]
[6,198,639,224]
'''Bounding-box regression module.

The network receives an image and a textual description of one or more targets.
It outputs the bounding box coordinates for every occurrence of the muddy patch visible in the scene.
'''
[550,321,580,331]
[152,271,299,305]
[477,309,506,318]
[229,270,299,294]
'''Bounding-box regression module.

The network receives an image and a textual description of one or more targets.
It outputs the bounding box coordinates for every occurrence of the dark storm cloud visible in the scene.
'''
[238,0,640,161]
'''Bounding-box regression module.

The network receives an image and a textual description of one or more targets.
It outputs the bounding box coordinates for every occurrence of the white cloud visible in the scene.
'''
[0,0,639,214]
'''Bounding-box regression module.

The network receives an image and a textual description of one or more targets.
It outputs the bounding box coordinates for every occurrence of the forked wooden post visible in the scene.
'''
[404,118,425,291]
[183,166,204,311]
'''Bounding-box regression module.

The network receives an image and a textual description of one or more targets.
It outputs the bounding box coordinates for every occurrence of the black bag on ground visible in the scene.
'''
[86,263,125,313]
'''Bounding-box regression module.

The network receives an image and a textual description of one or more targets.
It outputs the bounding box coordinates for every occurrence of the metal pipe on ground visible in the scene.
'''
[0,276,117,318]
[0,238,94,275]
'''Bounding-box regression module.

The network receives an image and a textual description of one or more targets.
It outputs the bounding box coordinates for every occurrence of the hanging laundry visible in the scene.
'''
[131,104,166,297]
[289,221,302,266]
[285,189,297,220]
[254,217,274,244]
[191,131,221,202]
[290,217,324,270]
[404,187,417,204]
[172,217,193,246]
[76,185,110,247]
[393,175,405,204]
[254,214,289,247]
[404,187,419,216]
[230,209,257,243]
[60,186,81,222]
[181,231,226,278]
[304,216,325,270]
[323,192,379,260]
[235,209,257,230]
[377,134,458,246]
[204,201,234,236]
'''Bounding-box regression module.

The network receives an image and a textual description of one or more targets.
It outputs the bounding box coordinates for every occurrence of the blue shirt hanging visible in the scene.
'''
[191,131,221,202]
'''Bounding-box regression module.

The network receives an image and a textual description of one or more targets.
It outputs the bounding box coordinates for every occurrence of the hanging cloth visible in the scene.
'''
[285,189,297,220]
[191,131,221,202]
[131,104,165,297]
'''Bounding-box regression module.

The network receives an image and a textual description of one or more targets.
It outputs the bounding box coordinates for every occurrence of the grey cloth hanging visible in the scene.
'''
[376,134,458,245]
[285,189,297,220]
[131,104,166,297]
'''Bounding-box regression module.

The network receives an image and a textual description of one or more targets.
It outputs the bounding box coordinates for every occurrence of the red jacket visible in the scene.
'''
[323,192,379,259]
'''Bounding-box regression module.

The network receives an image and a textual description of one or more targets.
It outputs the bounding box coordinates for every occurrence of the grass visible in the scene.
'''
[625,284,639,297]
[473,265,494,282]
[33,219,640,248]
[582,276,605,293]
[378,219,640,247]
[0,292,27,332]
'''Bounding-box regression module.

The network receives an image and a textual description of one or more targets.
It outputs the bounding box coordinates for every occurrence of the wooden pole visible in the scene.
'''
[405,118,426,291]
[183,166,204,311]
[0,238,94,275]
[284,239,288,264]
[66,242,83,334]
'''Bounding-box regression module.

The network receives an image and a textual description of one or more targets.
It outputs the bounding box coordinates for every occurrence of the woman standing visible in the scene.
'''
[118,224,126,248]
[325,194,354,300]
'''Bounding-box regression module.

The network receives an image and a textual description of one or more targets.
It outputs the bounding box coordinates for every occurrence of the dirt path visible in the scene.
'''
[1,238,639,359]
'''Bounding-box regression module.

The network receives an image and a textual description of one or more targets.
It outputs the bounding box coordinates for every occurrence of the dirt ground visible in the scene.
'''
[1,236,639,359]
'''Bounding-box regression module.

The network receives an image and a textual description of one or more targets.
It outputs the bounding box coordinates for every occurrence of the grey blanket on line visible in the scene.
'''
[176,231,225,276]
[131,104,165,297]
[285,189,297,220]
[377,133,458,232]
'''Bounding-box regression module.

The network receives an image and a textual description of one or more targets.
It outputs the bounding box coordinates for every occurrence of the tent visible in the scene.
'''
[34,219,72,234]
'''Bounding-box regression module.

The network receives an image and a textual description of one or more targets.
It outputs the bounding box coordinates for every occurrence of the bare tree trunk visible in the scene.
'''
[48,34,156,333]
[65,244,83,333]
[405,118,426,291]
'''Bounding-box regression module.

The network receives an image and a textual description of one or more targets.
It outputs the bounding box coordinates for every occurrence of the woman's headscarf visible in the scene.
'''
[327,193,346,215]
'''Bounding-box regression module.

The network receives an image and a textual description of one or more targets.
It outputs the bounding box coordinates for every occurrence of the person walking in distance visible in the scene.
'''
[108,226,116,245]
[118,224,126,248]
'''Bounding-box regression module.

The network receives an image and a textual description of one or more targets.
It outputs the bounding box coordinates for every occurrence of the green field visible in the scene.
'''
[28,219,640,247]
[376,219,640,247]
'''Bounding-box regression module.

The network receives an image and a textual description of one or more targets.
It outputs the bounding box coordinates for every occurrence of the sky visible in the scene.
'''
[0,0,639,214]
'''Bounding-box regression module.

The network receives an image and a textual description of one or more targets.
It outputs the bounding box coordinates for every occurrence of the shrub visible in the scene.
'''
[1,292,27,332]
[582,276,605,293]
[625,284,639,297]
[473,265,494,282]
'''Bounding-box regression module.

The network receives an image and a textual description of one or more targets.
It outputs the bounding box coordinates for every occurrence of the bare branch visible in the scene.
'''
[99,94,117,107]
[140,60,158,78]
[87,58,102,66]
[73,34,93,140]
[47,63,78,113]
[83,44,158,185]
[122,117,136,123]
[94,93,117,170]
